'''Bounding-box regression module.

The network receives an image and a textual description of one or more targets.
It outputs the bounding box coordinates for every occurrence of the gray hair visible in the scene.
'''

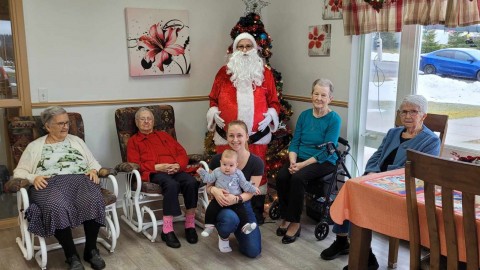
[40,106,67,125]
[135,107,154,120]
[312,78,334,96]
[400,95,428,113]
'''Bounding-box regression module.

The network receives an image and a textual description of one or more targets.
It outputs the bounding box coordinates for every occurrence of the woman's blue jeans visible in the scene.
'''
[215,201,261,258]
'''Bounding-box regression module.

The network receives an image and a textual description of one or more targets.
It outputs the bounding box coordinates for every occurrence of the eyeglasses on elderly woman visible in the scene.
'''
[52,121,70,127]
[398,110,420,117]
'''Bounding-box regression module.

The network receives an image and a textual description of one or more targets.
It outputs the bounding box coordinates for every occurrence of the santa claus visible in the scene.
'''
[207,32,280,222]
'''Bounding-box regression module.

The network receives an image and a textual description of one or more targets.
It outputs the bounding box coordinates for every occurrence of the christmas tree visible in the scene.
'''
[204,5,293,196]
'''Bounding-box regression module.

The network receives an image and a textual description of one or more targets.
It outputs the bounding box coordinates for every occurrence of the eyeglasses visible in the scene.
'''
[53,121,70,127]
[399,110,420,117]
[137,117,153,122]
[236,44,253,51]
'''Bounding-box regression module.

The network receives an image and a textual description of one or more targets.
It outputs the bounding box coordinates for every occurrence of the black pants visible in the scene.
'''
[205,199,250,228]
[150,172,199,216]
[276,160,336,223]
[251,194,266,224]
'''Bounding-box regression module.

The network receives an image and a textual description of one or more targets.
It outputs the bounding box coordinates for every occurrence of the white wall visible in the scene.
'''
[264,0,352,135]
[24,0,245,168]
[23,0,355,169]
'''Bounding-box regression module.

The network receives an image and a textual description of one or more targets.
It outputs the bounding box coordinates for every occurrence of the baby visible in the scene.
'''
[197,149,260,237]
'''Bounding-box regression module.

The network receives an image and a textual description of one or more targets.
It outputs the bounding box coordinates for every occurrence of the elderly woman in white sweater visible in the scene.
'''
[14,106,106,270]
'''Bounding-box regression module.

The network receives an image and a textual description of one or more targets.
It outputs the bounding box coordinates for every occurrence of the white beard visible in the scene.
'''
[226,50,265,133]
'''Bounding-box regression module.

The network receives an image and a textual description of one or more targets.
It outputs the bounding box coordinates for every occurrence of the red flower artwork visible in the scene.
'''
[328,0,343,12]
[308,26,325,49]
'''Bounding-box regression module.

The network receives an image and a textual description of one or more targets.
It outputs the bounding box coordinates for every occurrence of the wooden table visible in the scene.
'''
[330,168,480,269]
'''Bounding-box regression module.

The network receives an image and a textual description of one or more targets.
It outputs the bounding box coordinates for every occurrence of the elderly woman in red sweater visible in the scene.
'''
[127,107,199,249]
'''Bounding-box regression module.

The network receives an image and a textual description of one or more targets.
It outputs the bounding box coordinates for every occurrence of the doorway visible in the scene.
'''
[0,0,31,224]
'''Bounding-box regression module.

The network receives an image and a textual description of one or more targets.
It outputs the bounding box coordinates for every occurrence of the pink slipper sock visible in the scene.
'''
[185,213,196,229]
[162,215,174,234]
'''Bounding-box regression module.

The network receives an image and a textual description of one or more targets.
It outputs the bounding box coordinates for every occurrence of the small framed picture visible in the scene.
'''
[308,24,331,57]
[322,0,343,20]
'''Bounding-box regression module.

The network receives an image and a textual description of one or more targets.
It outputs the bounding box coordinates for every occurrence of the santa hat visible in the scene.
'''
[232,32,258,51]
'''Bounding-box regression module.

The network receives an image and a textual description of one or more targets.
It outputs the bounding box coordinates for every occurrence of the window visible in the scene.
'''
[350,25,480,177]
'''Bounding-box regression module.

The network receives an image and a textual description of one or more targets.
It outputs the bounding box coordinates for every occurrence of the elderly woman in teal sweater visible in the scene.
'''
[275,78,341,244]
[321,94,441,270]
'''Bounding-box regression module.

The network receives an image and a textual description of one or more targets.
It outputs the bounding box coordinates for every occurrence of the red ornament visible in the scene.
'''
[254,14,260,21]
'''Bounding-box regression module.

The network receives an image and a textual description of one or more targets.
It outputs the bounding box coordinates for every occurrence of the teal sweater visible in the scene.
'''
[289,109,341,165]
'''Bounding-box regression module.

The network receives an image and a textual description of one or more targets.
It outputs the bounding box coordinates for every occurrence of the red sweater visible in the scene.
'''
[127,131,189,181]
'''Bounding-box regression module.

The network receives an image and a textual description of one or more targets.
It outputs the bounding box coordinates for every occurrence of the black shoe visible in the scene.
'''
[185,228,198,244]
[276,227,288,236]
[161,231,181,248]
[320,239,350,260]
[66,255,85,270]
[83,249,106,270]
[281,226,301,244]
[342,250,379,270]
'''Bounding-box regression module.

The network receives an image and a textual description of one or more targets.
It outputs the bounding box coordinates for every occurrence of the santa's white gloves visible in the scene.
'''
[214,111,225,129]
[258,113,273,132]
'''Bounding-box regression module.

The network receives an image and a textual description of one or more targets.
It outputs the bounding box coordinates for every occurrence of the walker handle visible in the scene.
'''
[199,161,210,171]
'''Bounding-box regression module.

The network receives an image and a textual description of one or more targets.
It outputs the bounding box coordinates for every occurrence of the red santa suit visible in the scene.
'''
[207,65,280,188]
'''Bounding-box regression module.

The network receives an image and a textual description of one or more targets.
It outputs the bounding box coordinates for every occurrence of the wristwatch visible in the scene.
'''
[237,195,243,203]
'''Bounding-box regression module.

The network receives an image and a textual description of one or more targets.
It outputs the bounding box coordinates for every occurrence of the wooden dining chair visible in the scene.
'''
[405,149,480,270]
[388,113,449,268]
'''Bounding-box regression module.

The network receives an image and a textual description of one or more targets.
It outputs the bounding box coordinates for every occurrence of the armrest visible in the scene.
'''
[188,154,206,165]
[114,162,140,173]
[98,167,117,177]
[4,178,30,193]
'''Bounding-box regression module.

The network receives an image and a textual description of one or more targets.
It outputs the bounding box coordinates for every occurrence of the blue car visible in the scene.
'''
[419,48,480,81]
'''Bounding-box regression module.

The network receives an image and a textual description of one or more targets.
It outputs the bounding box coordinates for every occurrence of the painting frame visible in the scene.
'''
[322,0,343,20]
[125,8,191,77]
[308,24,331,57]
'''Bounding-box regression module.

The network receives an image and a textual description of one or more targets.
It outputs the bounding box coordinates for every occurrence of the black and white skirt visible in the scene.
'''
[25,174,106,237]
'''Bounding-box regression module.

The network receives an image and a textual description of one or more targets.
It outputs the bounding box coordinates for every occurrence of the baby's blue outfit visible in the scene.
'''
[198,168,257,195]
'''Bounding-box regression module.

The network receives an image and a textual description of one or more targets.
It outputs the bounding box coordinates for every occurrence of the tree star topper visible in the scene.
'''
[242,0,270,15]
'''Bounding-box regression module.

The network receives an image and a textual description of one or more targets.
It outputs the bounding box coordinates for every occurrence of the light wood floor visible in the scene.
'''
[0,213,413,270]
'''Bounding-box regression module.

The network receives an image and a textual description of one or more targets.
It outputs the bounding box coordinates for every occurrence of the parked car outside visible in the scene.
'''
[419,48,480,81]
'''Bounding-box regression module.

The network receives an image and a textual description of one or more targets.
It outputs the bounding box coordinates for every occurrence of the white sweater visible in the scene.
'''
[13,134,101,184]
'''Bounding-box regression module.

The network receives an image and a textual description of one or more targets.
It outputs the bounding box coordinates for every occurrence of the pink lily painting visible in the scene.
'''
[126,8,190,76]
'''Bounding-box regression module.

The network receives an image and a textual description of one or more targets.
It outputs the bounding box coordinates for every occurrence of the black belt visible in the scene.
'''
[215,125,270,144]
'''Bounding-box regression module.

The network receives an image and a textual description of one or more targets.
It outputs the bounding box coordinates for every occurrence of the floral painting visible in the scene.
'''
[125,8,190,76]
[308,24,331,57]
[323,0,343,20]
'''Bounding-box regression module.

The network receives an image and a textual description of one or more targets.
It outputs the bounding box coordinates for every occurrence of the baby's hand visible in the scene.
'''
[254,187,261,195]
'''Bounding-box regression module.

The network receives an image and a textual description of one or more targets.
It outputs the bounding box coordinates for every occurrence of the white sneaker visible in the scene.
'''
[241,222,257,235]
[218,236,232,253]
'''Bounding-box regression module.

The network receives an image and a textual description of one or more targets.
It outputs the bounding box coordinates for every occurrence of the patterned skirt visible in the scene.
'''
[25,174,106,237]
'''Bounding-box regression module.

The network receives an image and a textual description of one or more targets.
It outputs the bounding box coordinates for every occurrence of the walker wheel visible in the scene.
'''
[315,221,329,240]
[268,200,280,220]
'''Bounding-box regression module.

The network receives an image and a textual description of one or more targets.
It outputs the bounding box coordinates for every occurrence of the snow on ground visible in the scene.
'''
[372,52,400,62]
[369,75,480,106]
[369,52,480,105]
